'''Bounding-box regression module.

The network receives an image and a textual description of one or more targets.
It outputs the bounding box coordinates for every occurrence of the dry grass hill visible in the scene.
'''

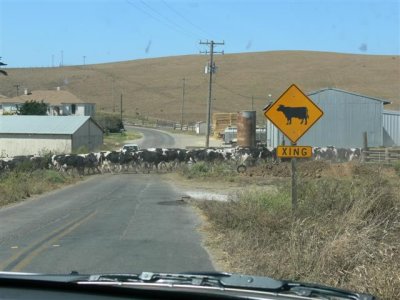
[1,51,399,123]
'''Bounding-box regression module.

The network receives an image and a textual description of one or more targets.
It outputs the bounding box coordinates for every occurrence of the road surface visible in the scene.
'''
[0,129,215,274]
[126,125,223,149]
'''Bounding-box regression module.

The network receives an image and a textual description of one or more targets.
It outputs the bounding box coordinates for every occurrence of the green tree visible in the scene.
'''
[17,100,48,115]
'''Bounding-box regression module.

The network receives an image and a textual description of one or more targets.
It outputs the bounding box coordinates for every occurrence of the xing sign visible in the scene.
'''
[277,146,312,158]
[264,84,324,143]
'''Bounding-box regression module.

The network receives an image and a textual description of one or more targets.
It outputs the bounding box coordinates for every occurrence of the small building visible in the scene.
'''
[0,116,103,157]
[266,88,392,148]
[195,121,207,135]
[1,89,95,116]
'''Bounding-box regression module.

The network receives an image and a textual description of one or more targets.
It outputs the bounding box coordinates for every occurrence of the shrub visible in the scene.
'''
[94,113,124,133]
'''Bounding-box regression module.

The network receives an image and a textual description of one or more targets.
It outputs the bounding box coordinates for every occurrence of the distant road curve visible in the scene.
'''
[126,126,222,149]
[125,126,175,148]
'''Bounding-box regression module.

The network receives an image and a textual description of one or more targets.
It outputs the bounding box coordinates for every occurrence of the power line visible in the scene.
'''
[126,0,199,39]
[160,0,211,38]
[139,0,201,39]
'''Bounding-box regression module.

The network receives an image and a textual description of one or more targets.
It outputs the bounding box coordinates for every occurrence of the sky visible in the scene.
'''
[0,0,399,68]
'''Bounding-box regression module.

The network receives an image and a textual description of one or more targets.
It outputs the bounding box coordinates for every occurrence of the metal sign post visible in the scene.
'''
[291,142,298,212]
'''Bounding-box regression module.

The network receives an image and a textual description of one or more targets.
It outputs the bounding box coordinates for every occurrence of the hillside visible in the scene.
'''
[1,51,399,123]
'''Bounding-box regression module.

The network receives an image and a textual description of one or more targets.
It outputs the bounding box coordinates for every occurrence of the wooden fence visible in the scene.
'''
[363,147,400,163]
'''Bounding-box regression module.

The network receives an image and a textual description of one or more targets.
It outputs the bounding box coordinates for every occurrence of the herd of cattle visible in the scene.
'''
[0,146,362,175]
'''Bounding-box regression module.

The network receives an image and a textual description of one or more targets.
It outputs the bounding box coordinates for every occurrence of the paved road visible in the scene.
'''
[0,174,214,274]
[126,125,223,148]
[0,128,215,274]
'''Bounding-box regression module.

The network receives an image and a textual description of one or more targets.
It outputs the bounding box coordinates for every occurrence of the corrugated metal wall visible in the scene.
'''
[266,119,283,148]
[72,119,104,151]
[266,89,385,148]
[383,110,400,147]
[0,134,71,156]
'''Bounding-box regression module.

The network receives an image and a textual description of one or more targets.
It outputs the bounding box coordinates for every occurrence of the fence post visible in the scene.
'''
[385,148,390,164]
[362,132,368,162]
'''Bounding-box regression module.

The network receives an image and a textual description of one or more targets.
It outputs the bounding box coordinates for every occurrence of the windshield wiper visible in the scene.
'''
[0,271,376,299]
[85,271,376,300]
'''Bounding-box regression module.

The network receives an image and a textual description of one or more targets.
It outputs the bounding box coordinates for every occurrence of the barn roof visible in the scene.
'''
[0,116,101,134]
[307,88,391,104]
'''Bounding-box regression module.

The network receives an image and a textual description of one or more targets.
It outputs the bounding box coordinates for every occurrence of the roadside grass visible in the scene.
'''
[0,170,79,207]
[180,162,238,182]
[102,131,142,151]
[394,161,400,176]
[196,164,400,299]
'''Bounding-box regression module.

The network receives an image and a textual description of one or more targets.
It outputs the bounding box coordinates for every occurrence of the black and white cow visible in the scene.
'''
[137,148,167,172]
[313,146,361,162]
[101,150,139,173]
[51,154,85,175]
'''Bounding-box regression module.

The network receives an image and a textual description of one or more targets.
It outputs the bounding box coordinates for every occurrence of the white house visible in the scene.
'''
[0,89,95,116]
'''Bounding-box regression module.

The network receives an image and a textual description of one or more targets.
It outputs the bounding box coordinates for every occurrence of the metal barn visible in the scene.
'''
[0,116,103,157]
[266,88,391,148]
[383,110,400,147]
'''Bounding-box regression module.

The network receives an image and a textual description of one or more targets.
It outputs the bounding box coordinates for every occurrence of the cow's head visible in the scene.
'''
[277,105,285,111]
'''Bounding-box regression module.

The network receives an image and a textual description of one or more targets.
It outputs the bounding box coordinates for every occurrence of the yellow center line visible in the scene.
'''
[0,211,97,272]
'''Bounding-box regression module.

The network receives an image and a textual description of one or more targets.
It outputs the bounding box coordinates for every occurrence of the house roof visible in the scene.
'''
[307,87,392,104]
[4,90,87,105]
[0,116,97,134]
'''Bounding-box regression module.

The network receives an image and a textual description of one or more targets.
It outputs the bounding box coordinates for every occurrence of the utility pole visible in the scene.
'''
[200,40,224,148]
[120,93,123,125]
[14,84,20,96]
[112,78,115,112]
[181,78,186,130]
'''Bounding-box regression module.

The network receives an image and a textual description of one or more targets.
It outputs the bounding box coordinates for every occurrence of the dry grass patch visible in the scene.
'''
[196,167,400,299]
[0,170,80,207]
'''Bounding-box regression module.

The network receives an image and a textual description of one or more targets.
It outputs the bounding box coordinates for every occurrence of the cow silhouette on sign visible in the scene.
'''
[277,105,309,125]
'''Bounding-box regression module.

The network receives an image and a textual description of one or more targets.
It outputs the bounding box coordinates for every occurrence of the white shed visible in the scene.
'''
[195,121,207,135]
[0,116,103,157]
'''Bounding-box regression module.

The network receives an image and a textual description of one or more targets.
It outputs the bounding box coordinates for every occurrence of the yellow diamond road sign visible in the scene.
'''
[264,84,324,144]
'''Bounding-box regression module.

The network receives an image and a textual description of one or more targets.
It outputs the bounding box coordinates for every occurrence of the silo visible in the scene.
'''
[237,111,256,147]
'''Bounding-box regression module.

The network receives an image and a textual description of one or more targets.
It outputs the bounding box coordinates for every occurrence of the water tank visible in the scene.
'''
[237,111,256,147]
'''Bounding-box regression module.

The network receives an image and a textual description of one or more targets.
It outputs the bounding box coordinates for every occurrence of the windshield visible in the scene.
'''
[0,1,399,300]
